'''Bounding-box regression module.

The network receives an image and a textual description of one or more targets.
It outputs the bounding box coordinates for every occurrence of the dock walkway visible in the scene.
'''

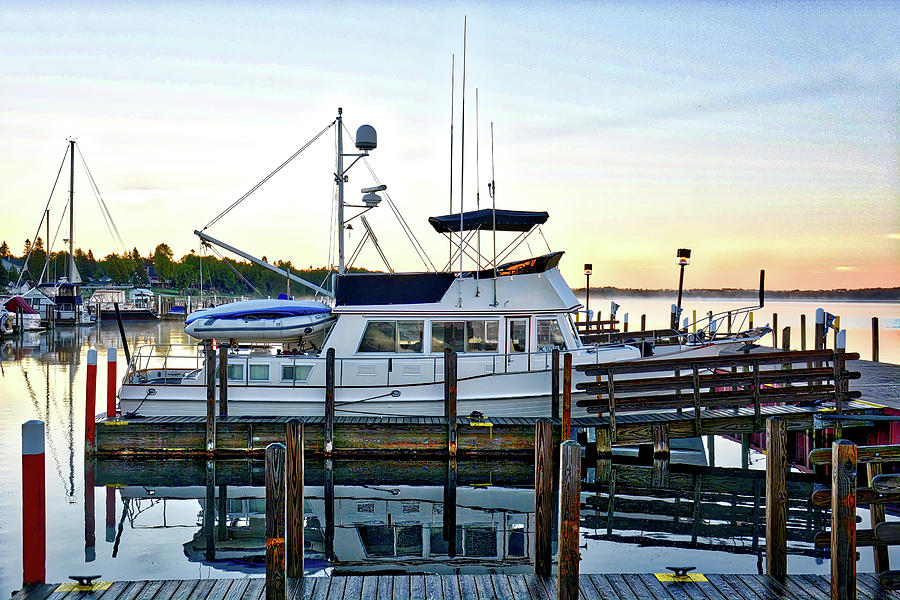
[13,573,899,600]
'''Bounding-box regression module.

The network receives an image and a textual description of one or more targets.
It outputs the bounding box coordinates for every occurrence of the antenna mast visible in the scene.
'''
[475,88,481,296]
[337,108,345,274]
[490,122,498,306]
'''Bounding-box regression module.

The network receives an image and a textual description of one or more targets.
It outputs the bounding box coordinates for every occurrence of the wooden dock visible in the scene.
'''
[13,573,900,600]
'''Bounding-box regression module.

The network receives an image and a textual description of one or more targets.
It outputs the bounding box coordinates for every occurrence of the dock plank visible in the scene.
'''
[423,575,442,600]
[342,576,363,600]
[442,575,461,600]
[391,575,410,600]
[409,575,427,600]
[457,575,477,600]
[325,577,346,600]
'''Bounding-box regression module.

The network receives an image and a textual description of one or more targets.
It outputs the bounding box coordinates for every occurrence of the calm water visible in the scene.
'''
[0,306,897,594]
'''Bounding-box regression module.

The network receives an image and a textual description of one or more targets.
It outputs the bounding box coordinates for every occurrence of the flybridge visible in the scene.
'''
[428,209,549,233]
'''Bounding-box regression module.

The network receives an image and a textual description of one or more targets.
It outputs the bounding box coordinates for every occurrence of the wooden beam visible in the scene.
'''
[830,440,857,600]
[766,418,787,578]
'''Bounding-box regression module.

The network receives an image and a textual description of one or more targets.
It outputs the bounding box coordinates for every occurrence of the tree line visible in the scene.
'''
[0,239,354,297]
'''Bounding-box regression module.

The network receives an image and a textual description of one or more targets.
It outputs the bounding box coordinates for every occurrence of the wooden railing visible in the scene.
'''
[575,349,860,442]
[807,441,900,599]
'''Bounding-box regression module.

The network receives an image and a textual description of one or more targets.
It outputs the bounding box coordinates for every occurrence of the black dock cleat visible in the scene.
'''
[666,567,696,577]
[69,576,102,587]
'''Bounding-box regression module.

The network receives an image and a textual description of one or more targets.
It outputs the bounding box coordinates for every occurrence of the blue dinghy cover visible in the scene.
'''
[185,299,331,325]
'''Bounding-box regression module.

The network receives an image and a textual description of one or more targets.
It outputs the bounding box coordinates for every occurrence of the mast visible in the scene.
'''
[475,87,481,296]
[490,122,498,306]
[43,209,49,284]
[337,108,345,274]
[458,16,467,301]
[448,55,455,267]
[68,139,75,282]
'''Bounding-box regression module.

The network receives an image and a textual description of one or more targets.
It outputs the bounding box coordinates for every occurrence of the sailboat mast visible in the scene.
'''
[337,108,345,274]
[458,16,467,283]
[43,209,49,285]
[68,139,75,281]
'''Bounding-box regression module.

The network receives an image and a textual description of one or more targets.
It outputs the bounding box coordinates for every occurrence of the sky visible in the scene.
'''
[0,1,897,291]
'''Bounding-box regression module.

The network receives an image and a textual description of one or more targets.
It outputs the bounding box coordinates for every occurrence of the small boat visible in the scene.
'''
[184,298,335,345]
[0,309,13,336]
[2,296,45,331]
[91,289,160,320]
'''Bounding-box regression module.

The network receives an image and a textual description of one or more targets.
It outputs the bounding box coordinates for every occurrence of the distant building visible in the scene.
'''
[143,264,160,286]
[2,256,23,274]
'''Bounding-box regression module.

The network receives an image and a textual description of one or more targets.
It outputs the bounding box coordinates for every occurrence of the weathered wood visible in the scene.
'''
[218,346,228,417]
[205,341,216,454]
[830,440,857,600]
[563,353,572,441]
[801,315,807,352]
[872,317,880,362]
[878,571,900,589]
[811,487,900,508]
[652,423,669,457]
[446,350,458,456]
[324,348,335,456]
[534,419,553,577]
[606,369,617,442]
[557,440,581,600]
[551,348,560,420]
[872,473,900,494]
[285,420,304,579]
[595,428,611,456]
[692,364,702,435]
[814,529,881,549]
[765,418,787,578]
[641,314,646,330]
[867,463,887,582]
[782,327,791,352]
[772,313,778,347]
[809,444,900,465]
[204,460,215,561]
[266,443,286,600]
[443,458,457,558]
[875,522,900,544]
[324,458,334,562]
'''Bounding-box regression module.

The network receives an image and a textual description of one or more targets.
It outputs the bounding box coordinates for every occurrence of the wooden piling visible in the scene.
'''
[204,341,216,454]
[830,440,857,600]
[534,419,553,577]
[872,317,880,362]
[801,315,807,351]
[22,420,46,585]
[640,314,646,330]
[557,440,581,600]
[324,458,334,561]
[772,313,778,347]
[765,417,787,578]
[563,352,572,441]
[551,348,560,420]
[446,350,458,456]
[218,345,228,417]
[868,462,889,573]
[85,350,97,453]
[652,423,670,457]
[595,428,611,456]
[781,327,791,352]
[266,442,286,600]
[324,348,335,455]
[286,419,304,578]
[444,458,457,558]
[106,348,117,418]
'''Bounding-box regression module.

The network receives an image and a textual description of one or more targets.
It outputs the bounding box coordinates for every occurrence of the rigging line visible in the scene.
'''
[39,204,70,283]
[76,147,121,251]
[76,145,126,251]
[16,145,69,287]
[207,245,263,296]
[339,121,436,271]
[203,119,335,231]
[538,227,552,253]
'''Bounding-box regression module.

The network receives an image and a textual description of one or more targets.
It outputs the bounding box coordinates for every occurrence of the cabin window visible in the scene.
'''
[466,320,499,352]
[226,364,244,381]
[249,364,270,381]
[396,525,423,557]
[431,321,465,353]
[281,364,313,382]
[465,526,498,557]
[397,321,424,353]
[358,320,424,353]
[358,321,396,352]
[508,318,528,353]
[537,318,567,350]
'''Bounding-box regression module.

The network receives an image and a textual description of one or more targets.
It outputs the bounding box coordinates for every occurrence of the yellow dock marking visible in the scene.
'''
[54,581,113,592]
[655,573,708,582]
[102,421,130,426]
[467,418,493,440]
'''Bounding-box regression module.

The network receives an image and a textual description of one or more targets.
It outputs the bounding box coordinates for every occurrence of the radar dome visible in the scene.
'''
[355,125,377,151]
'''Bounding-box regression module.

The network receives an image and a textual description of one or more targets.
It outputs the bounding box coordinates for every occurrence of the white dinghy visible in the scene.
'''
[184,298,335,343]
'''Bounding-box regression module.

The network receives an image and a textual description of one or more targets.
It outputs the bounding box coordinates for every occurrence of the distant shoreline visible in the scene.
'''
[572,287,900,302]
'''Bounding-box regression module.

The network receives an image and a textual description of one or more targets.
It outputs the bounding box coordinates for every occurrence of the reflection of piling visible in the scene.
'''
[105,486,116,543]
[534,418,553,577]
[204,460,215,561]
[266,443,286,600]
[324,458,334,562]
[286,420,304,578]
[22,420,46,585]
[85,350,97,453]
[557,440,581,600]
[84,449,96,562]
[443,458,457,558]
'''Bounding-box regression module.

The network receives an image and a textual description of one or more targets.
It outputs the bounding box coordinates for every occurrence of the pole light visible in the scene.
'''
[584,264,593,321]
[673,249,691,329]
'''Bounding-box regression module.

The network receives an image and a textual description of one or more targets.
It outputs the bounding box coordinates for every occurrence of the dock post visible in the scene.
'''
[640,314,646,330]
[595,428,611,456]
[749,311,754,329]
[85,349,97,453]
[727,311,732,334]
[872,317,879,362]
[563,352,572,441]
[551,348,560,420]
[868,462,889,572]
[534,418,553,577]
[652,423,670,457]
[741,434,750,469]
[781,327,791,352]
[801,314,807,351]
[623,313,628,332]
[84,458,95,562]
[22,420,45,585]
[772,313,778,347]
[204,340,216,455]
[286,419,304,579]
[107,347,117,418]
[324,348,335,455]
[765,417,787,578]
[558,440,581,600]
[692,309,697,333]
[446,350,458,456]
[815,308,825,350]
[218,345,228,416]
[831,440,857,600]
[443,458,458,557]
[266,442,286,600]
[324,458,334,561]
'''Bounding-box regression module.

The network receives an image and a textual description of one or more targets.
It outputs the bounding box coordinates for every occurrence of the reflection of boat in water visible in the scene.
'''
[91,289,160,321]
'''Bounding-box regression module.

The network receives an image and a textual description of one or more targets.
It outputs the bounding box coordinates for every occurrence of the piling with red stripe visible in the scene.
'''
[85,349,98,452]
[22,420,46,585]
[107,347,118,417]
